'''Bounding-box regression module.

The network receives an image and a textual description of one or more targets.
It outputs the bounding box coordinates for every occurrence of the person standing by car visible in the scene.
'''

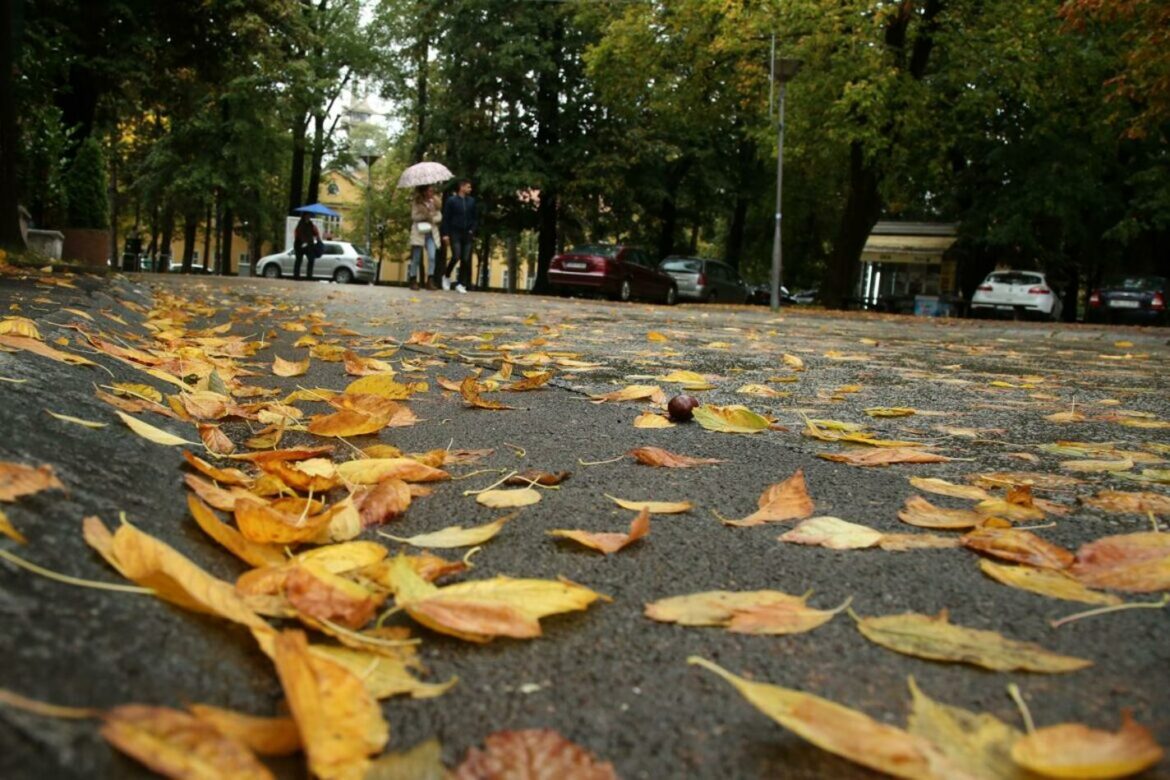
[440,179,476,293]
[292,214,320,281]
[408,185,441,290]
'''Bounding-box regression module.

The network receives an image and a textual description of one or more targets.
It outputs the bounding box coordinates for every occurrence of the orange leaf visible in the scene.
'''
[353,478,412,526]
[182,451,252,486]
[184,473,253,512]
[502,371,554,391]
[187,704,301,757]
[234,497,337,545]
[897,495,983,530]
[819,448,951,467]
[1011,712,1163,779]
[961,527,1075,570]
[1071,532,1170,592]
[256,458,340,493]
[549,508,650,554]
[336,458,449,485]
[284,562,382,629]
[307,409,389,437]
[231,446,335,464]
[188,494,284,568]
[101,705,273,780]
[0,461,64,502]
[197,424,236,455]
[723,470,814,527]
[1083,491,1170,515]
[628,446,725,468]
[460,375,515,410]
[453,730,616,780]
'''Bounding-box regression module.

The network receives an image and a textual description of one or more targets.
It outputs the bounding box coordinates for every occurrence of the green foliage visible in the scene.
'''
[64,136,109,229]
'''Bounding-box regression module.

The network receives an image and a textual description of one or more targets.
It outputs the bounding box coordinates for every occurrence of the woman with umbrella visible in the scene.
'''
[408,185,441,290]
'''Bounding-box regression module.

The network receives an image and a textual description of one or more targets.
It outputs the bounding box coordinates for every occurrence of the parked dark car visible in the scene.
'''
[748,283,795,306]
[659,257,751,303]
[1086,275,1167,325]
[548,244,677,304]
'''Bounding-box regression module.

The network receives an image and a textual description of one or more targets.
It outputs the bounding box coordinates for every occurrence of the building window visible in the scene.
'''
[327,182,340,195]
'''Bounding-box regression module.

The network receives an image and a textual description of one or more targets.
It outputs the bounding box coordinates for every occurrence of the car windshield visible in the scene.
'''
[1102,275,1164,291]
[567,244,618,258]
[661,259,702,273]
[987,272,1042,285]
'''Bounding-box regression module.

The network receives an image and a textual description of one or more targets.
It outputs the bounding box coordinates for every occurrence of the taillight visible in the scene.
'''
[977,285,993,292]
[697,273,707,286]
[1027,287,1051,295]
[1153,292,1166,311]
[1088,289,1101,307]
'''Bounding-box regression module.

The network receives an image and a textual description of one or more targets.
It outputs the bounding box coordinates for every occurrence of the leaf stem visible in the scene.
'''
[1007,683,1035,734]
[462,471,517,496]
[0,548,153,594]
[578,454,624,466]
[0,688,100,720]
[1049,594,1170,629]
[318,618,419,648]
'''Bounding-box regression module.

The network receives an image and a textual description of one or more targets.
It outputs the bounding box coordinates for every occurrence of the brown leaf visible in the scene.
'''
[285,562,382,629]
[453,730,616,780]
[628,446,725,468]
[723,470,814,527]
[0,461,64,502]
[460,375,514,410]
[961,527,1075,570]
[898,495,983,530]
[256,458,340,493]
[819,448,952,467]
[1083,490,1170,515]
[354,479,412,526]
[101,705,273,780]
[549,508,650,554]
[230,445,335,464]
[646,590,847,635]
[971,471,1084,492]
[184,473,252,512]
[1070,532,1170,592]
[588,384,663,404]
[504,469,571,486]
[0,333,95,365]
[197,424,236,455]
[906,476,991,502]
[877,533,963,551]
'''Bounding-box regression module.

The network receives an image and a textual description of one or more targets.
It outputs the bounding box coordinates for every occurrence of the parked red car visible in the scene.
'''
[548,244,678,304]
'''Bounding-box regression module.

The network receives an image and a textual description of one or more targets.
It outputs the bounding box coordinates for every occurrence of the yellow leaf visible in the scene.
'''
[0,508,26,544]
[692,404,770,434]
[898,495,983,530]
[647,590,848,635]
[865,407,917,418]
[272,355,310,377]
[343,374,421,399]
[114,410,196,446]
[42,409,107,428]
[364,739,446,779]
[724,470,815,527]
[589,384,663,404]
[820,448,952,467]
[779,516,883,549]
[1082,491,1170,515]
[962,528,1075,570]
[605,494,692,514]
[1060,458,1134,473]
[0,316,41,340]
[336,457,449,485]
[1011,712,1163,779]
[855,611,1091,673]
[101,705,274,780]
[381,515,511,548]
[234,497,338,545]
[310,643,456,700]
[688,657,949,779]
[272,630,388,780]
[782,353,805,370]
[736,383,788,398]
[633,412,675,428]
[646,330,668,342]
[549,509,650,555]
[187,704,301,757]
[905,678,1023,780]
[0,334,95,365]
[112,382,164,404]
[908,477,991,502]
[656,370,706,384]
[188,495,285,569]
[978,560,1122,606]
[476,487,541,508]
[307,409,390,437]
[1046,410,1087,423]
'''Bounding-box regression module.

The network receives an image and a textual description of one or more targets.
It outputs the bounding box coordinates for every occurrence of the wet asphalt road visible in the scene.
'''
[1,272,1168,779]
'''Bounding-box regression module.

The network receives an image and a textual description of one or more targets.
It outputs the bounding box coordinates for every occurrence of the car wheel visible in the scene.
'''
[261,263,281,279]
[333,267,354,284]
[665,285,678,306]
[619,279,632,302]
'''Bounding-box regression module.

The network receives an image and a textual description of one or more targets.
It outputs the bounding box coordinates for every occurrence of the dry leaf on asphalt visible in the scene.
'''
[453,729,617,780]
[779,516,884,549]
[0,333,95,365]
[307,409,390,437]
[628,446,725,468]
[1061,457,1136,473]
[865,407,917,418]
[336,458,449,485]
[182,451,251,486]
[234,497,338,545]
[722,469,814,527]
[476,487,541,508]
[978,560,1122,606]
[0,508,26,543]
[633,412,675,428]
[961,528,1075,570]
[1083,491,1170,515]
[504,470,571,486]
[381,515,511,549]
[689,657,953,779]
[0,461,64,502]
[1011,711,1163,779]
[908,476,991,501]
[272,629,388,780]
[353,479,413,526]
[365,738,447,780]
[101,704,274,780]
[898,495,983,530]
[588,384,663,404]
[502,371,554,391]
[905,677,1022,780]
[284,561,383,629]
[549,508,650,554]
[691,404,770,433]
[878,533,964,551]
[460,375,515,410]
[1070,532,1170,592]
[114,410,196,446]
[646,589,849,635]
[343,374,417,399]
[187,703,301,757]
[854,610,1092,673]
[820,448,952,467]
[971,471,1084,492]
[188,495,285,568]
[975,485,1047,523]
[389,556,606,642]
[605,495,692,514]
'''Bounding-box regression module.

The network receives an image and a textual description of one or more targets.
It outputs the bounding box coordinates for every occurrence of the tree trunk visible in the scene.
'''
[531,14,563,294]
[219,206,233,275]
[506,235,518,293]
[288,113,308,213]
[306,113,326,205]
[657,196,678,261]
[202,200,213,271]
[0,0,24,249]
[725,197,747,270]
[181,212,197,271]
[108,138,119,268]
[159,207,174,271]
[411,29,429,164]
[823,141,881,308]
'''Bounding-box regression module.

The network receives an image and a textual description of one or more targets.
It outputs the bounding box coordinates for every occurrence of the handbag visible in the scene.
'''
[312,240,325,258]
[416,221,433,234]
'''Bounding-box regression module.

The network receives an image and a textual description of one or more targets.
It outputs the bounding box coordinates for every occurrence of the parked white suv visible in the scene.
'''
[255,241,375,284]
[970,270,1062,321]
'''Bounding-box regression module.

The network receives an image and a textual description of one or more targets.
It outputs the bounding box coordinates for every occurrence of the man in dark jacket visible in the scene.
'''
[293,214,320,281]
[440,179,477,292]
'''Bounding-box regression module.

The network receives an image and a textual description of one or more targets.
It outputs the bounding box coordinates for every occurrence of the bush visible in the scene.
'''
[64,136,109,229]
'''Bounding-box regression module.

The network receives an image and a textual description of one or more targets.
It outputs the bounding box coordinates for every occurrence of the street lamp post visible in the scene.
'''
[770,57,802,312]
[359,141,381,279]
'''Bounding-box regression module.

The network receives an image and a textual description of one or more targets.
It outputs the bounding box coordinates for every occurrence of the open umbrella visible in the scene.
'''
[292,202,341,218]
[396,161,454,189]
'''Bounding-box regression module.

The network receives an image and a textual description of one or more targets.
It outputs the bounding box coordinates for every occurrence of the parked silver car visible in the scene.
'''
[659,257,751,303]
[255,241,376,284]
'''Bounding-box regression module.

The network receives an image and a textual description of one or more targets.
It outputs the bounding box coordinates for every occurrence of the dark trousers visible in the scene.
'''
[444,232,473,286]
[293,244,314,279]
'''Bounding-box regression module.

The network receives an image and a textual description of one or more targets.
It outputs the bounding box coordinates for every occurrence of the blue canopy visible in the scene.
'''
[292,202,340,218]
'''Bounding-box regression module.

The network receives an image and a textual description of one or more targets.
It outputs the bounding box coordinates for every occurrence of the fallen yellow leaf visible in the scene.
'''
[1012,712,1163,779]
[648,590,849,635]
[723,470,814,527]
[0,461,64,502]
[898,495,983,530]
[476,487,541,508]
[114,410,196,446]
[549,509,650,555]
[187,704,301,757]
[779,516,883,550]
[692,404,770,434]
[606,495,692,514]
[380,515,511,548]
[978,560,1122,606]
[905,677,1022,779]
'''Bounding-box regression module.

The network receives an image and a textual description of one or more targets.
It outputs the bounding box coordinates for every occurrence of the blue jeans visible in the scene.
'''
[409,235,436,281]
[444,231,473,286]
